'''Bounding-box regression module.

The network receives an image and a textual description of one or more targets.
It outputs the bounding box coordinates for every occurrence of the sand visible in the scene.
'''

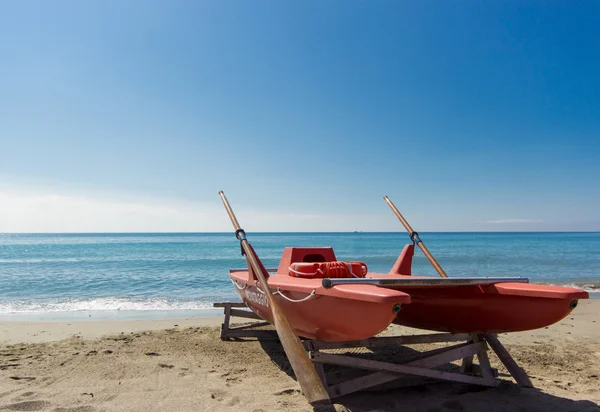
[1,300,599,412]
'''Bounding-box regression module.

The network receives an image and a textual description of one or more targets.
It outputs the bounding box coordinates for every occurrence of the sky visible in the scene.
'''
[0,1,599,232]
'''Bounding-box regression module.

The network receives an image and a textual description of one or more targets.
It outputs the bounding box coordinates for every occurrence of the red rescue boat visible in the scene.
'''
[230,246,410,342]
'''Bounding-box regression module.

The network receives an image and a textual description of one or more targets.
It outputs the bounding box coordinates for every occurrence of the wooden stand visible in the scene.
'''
[213,302,533,399]
[213,302,277,340]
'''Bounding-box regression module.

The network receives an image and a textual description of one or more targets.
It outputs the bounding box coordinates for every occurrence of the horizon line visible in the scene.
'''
[2,231,600,235]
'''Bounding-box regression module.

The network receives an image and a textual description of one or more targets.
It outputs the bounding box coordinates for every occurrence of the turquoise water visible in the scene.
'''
[1,232,598,320]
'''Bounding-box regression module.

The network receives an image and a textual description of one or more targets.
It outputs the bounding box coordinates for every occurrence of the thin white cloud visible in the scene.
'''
[0,189,394,232]
[484,218,544,224]
[0,190,225,232]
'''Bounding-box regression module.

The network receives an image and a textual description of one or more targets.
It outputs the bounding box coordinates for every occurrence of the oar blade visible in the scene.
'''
[270,301,331,404]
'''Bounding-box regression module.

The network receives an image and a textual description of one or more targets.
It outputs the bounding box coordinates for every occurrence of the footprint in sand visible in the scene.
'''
[274,389,300,396]
[54,406,96,412]
[226,396,240,407]
[220,368,246,381]
[209,389,228,402]
[3,400,51,411]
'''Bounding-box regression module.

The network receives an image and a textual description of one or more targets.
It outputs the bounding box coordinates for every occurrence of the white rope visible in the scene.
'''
[230,278,247,290]
[239,279,316,303]
[254,281,267,294]
[273,287,318,303]
[288,265,320,277]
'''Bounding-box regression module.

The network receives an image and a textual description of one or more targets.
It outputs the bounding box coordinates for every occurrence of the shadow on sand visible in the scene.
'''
[256,338,600,412]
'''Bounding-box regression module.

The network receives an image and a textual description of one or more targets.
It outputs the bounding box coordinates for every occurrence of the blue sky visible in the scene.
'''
[0,1,599,232]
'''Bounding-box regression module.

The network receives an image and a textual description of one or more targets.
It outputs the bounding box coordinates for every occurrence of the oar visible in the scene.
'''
[218,191,330,405]
[384,195,449,278]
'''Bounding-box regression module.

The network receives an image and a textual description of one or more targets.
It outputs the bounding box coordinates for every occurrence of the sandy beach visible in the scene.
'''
[1,300,599,412]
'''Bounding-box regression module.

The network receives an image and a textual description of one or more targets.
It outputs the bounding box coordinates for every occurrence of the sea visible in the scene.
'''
[1,232,599,321]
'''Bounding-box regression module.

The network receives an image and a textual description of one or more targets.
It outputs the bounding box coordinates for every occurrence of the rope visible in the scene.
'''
[232,279,317,303]
[230,278,247,290]
[289,266,319,276]
[254,281,267,294]
[273,288,317,303]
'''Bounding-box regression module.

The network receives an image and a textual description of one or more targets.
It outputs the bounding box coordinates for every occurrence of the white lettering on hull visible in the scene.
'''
[244,288,269,308]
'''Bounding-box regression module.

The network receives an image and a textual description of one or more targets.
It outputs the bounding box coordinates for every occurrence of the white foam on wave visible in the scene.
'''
[0,297,216,314]
[546,282,600,293]
[0,257,94,264]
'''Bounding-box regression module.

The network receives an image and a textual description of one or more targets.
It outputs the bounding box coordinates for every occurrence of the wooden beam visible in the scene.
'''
[229,308,262,320]
[213,302,247,308]
[460,355,474,374]
[227,321,271,331]
[390,342,480,365]
[475,345,494,381]
[221,330,278,339]
[317,341,498,398]
[220,303,232,339]
[311,333,472,350]
[312,342,484,373]
[482,334,533,388]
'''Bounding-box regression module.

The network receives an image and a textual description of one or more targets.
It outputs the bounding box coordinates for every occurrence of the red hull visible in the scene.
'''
[380,243,589,333]
[229,269,410,342]
[381,276,588,333]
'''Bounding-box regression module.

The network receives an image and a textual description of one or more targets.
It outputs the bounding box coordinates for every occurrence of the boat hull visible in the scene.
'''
[230,271,409,342]
[383,277,589,333]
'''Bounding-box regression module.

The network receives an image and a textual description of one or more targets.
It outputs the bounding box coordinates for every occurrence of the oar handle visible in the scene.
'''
[384,195,449,278]
[219,190,242,231]
[384,195,415,234]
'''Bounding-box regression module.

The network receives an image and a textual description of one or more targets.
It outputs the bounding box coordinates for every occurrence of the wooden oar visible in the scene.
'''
[218,191,330,405]
[384,195,449,278]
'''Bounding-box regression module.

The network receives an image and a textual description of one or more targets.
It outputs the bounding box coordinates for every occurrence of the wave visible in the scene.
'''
[0,256,243,264]
[0,297,223,314]
[544,281,600,293]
